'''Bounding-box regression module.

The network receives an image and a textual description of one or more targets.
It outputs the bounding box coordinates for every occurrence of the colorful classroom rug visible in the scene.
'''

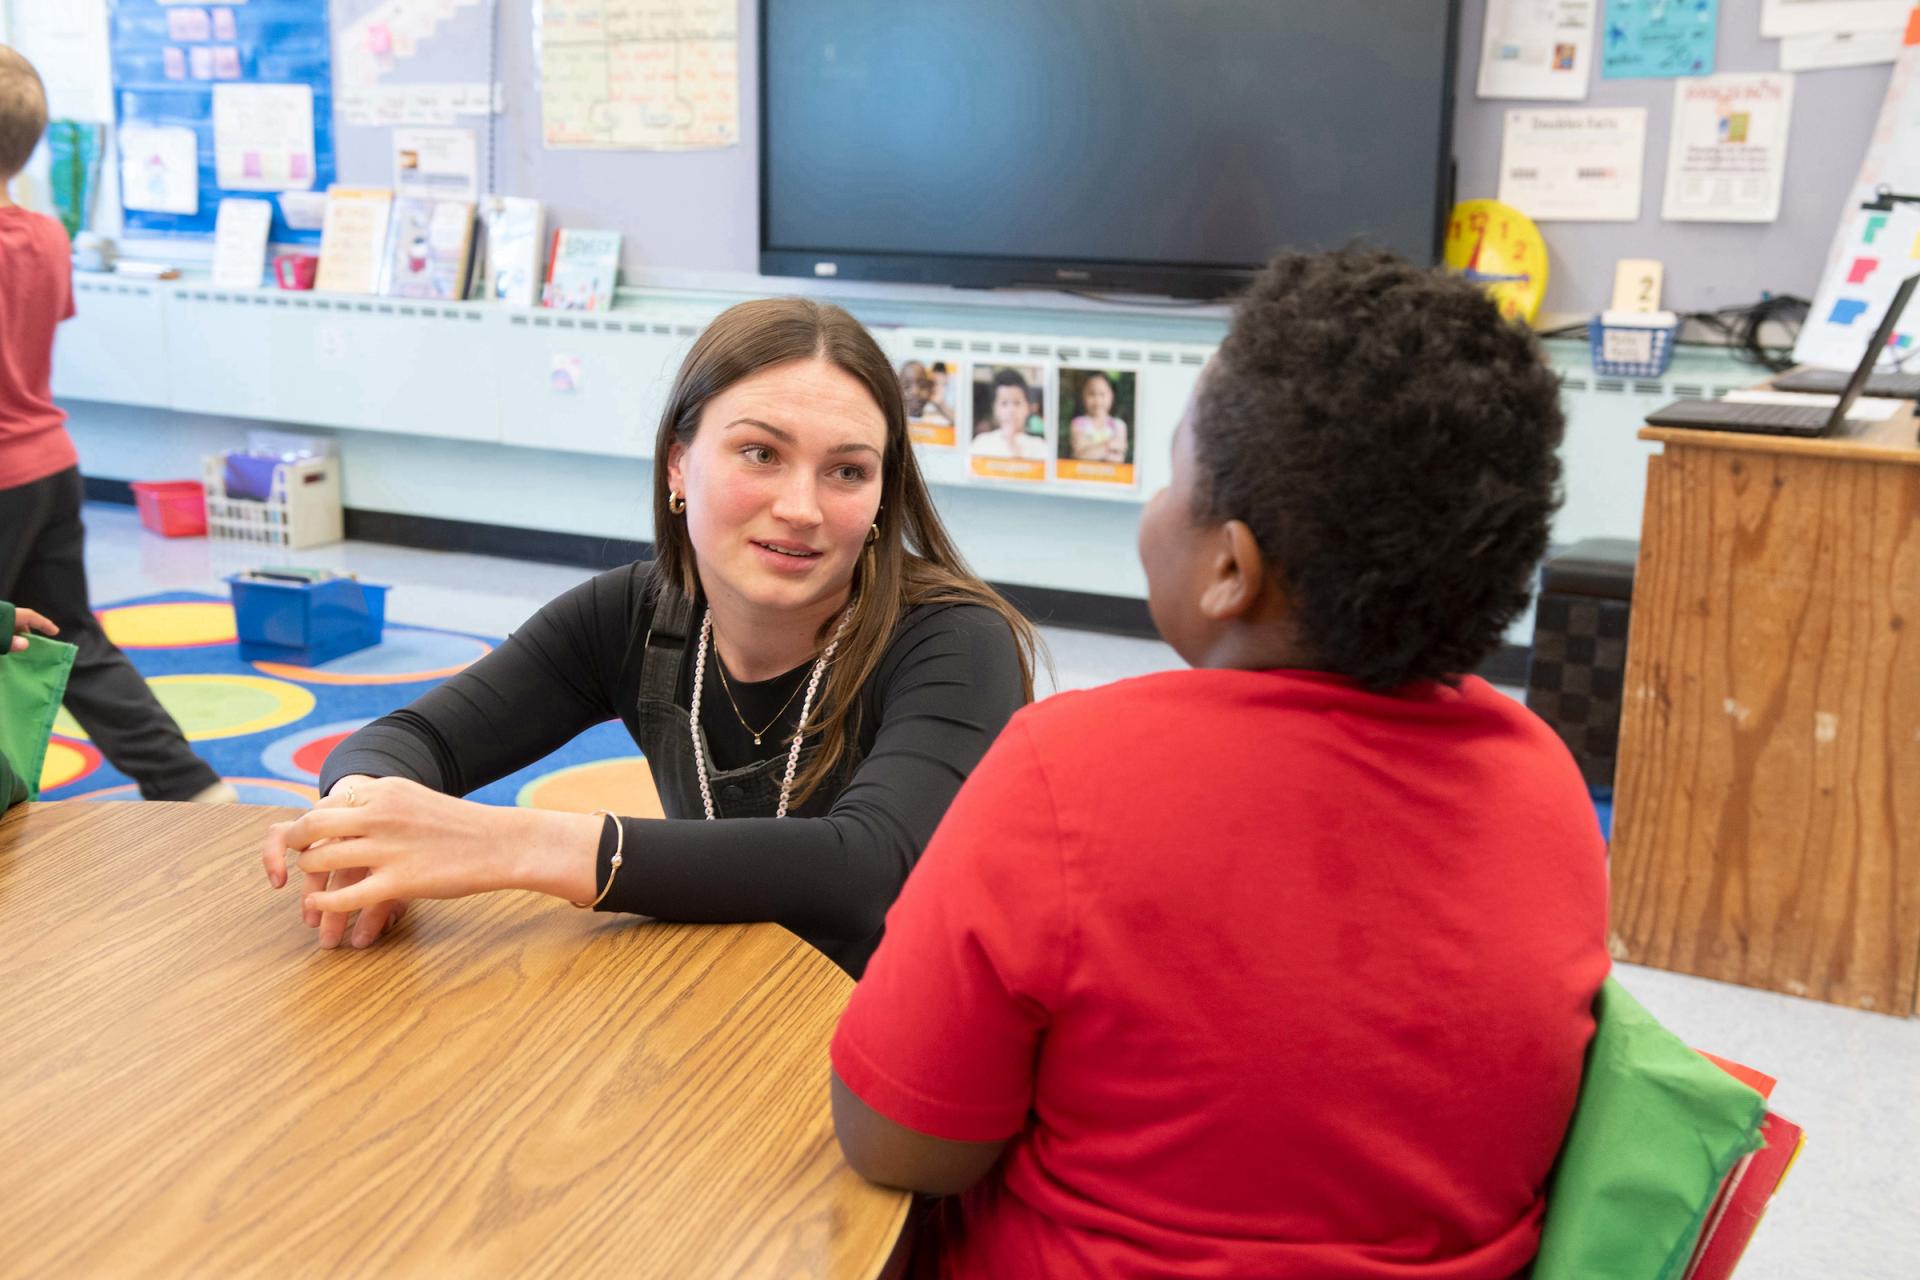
[38,591,664,817]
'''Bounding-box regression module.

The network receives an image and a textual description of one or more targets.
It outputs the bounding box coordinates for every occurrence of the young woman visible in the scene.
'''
[831,249,1610,1276]
[262,298,1040,976]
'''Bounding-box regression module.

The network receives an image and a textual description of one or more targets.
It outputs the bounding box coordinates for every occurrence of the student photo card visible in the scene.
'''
[1056,367,1139,488]
[968,362,1051,483]
[897,356,961,448]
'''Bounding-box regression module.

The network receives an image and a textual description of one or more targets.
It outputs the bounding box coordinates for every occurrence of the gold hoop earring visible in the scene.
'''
[668,491,686,514]
[866,523,879,545]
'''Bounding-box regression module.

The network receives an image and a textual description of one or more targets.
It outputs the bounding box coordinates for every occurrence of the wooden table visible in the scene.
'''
[1611,406,1920,1014]
[0,802,909,1277]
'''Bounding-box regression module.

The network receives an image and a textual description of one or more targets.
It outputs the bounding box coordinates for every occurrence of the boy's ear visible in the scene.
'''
[1197,520,1269,622]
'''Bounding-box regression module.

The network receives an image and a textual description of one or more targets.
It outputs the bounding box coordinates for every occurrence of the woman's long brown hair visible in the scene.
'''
[648,297,1042,806]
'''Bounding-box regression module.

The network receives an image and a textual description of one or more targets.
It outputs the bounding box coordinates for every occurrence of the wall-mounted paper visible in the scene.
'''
[1602,0,1718,79]
[117,123,199,215]
[211,198,273,289]
[1779,27,1904,70]
[211,83,315,192]
[278,190,329,232]
[1499,108,1648,221]
[540,0,741,149]
[1477,0,1597,100]
[1760,0,1910,38]
[1661,73,1795,223]
[393,127,477,199]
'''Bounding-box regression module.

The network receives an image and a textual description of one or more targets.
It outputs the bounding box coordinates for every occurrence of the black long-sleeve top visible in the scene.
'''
[320,563,1027,974]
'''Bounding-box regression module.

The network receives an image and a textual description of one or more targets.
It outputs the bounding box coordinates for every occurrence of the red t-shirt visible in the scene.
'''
[0,205,78,491]
[833,669,1610,1279]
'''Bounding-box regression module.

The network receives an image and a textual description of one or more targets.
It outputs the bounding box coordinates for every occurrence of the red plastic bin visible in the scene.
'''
[130,480,207,537]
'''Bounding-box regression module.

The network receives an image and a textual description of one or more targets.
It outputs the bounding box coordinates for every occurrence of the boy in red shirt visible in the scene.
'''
[0,47,226,802]
[831,249,1610,1278]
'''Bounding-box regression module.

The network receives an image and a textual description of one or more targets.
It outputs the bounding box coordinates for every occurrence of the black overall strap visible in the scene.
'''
[637,579,694,705]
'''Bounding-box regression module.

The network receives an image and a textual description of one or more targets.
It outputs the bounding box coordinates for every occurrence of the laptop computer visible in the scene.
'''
[1769,367,1920,399]
[1645,273,1919,437]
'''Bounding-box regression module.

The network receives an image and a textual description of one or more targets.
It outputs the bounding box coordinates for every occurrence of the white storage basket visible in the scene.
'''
[201,453,344,550]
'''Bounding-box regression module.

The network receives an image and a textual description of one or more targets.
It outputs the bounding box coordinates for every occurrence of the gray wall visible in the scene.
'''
[333,0,1892,314]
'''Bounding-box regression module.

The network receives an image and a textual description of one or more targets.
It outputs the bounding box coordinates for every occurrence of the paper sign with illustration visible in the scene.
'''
[212,83,316,192]
[393,127,478,199]
[1477,0,1597,100]
[1661,73,1794,223]
[1055,368,1139,488]
[968,363,1050,484]
[1498,109,1647,222]
[117,124,199,215]
[898,357,961,448]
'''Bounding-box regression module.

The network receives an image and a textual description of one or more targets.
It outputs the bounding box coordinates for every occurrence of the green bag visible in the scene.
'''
[0,602,79,807]
[1532,977,1768,1280]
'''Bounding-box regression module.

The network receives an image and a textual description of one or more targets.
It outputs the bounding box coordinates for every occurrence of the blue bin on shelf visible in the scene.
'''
[227,574,388,667]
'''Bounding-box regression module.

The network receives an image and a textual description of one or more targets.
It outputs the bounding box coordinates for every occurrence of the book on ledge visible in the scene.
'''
[380,197,476,300]
[542,228,621,311]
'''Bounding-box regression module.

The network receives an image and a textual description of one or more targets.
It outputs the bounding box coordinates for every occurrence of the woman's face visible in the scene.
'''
[1082,375,1114,419]
[992,384,1032,434]
[667,357,887,617]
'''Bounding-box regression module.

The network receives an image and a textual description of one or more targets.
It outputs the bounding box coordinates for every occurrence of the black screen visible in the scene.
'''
[762,1,1459,295]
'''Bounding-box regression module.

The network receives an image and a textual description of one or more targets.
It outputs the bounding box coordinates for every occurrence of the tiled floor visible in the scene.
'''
[68,503,1920,1277]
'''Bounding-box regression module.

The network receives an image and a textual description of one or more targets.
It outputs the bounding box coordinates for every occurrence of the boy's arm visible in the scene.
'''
[829,716,1068,1195]
[830,1075,1007,1196]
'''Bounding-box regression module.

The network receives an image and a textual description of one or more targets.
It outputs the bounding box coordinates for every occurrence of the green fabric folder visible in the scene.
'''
[1533,977,1768,1280]
[0,601,79,807]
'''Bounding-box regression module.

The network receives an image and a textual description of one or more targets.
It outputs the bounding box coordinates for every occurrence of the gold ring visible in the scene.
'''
[342,782,358,806]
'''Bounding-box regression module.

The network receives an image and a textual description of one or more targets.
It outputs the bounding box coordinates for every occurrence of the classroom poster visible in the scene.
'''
[1498,109,1647,222]
[117,123,198,214]
[1779,27,1904,71]
[967,363,1050,484]
[1477,0,1597,100]
[1055,368,1139,489]
[211,83,316,192]
[897,357,960,448]
[1661,73,1794,223]
[1601,0,1718,79]
[1794,205,1920,369]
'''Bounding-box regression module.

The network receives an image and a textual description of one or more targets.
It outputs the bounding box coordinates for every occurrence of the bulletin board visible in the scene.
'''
[107,0,336,244]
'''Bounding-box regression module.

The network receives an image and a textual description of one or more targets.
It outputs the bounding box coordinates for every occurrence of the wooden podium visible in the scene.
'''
[1610,406,1920,1015]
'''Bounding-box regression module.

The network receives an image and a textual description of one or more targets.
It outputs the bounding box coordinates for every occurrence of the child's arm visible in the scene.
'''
[829,1075,1007,1195]
[829,716,1066,1194]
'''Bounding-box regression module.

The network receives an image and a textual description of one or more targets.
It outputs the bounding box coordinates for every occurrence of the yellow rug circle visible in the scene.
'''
[54,674,315,743]
[97,602,238,649]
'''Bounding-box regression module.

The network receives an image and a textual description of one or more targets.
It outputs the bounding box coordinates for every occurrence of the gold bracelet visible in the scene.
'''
[571,810,624,909]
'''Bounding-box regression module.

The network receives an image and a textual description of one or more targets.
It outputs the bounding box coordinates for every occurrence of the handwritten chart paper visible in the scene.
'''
[539,1,740,150]
[211,84,316,192]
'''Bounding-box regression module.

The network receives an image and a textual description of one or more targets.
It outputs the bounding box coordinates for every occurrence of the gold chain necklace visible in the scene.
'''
[710,645,810,747]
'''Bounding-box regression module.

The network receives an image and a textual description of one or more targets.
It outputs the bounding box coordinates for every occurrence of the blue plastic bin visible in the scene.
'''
[227,574,388,667]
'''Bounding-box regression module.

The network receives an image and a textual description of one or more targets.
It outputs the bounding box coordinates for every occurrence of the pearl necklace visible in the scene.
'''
[690,606,850,819]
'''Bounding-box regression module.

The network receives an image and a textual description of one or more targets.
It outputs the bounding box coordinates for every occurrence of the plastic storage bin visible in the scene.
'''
[1589,310,1680,379]
[129,480,207,537]
[202,453,343,549]
[227,575,389,666]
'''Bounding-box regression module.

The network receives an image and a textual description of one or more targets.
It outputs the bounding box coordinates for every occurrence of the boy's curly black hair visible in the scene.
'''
[1194,248,1564,690]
